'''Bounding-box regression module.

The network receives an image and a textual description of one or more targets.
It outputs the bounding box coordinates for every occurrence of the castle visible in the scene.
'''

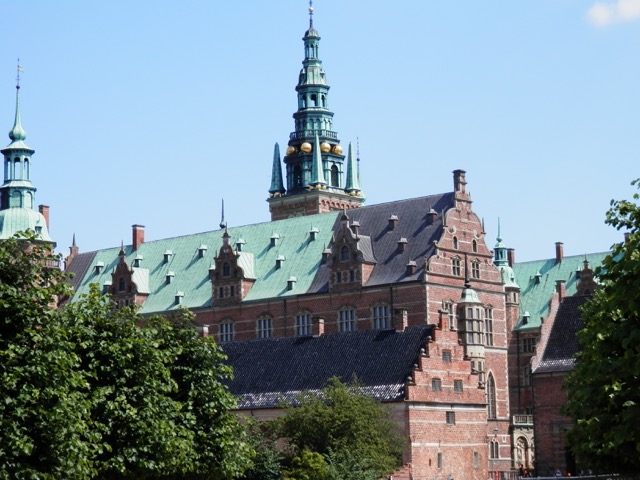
[1,6,610,479]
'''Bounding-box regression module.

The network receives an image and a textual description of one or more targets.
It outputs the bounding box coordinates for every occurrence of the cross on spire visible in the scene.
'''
[16,59,24,90]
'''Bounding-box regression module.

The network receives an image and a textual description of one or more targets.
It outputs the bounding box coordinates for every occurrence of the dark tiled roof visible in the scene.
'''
[221,326,432,409]
[533,295,590,374]
[309,193,452,292]
[65,250,97,292]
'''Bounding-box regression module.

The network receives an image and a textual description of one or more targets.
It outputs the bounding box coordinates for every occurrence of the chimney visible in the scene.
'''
[555,242,564,264]
[453,169,467,195]
[38,205,50,230]
[507,248,516,267]
[312,317,325,337]
[132,224,145,251]
[556,280,566,301]
[394,308,408,332]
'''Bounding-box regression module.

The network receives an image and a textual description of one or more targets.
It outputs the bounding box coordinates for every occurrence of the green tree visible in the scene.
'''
[0,234,252,479]
[564,179,640,474]
[274,377,403,479]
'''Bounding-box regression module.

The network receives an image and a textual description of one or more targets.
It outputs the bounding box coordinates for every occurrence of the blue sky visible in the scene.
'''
[3,1,639,262]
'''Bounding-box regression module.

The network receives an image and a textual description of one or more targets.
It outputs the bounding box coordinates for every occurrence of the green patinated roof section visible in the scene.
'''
[512,251,609,331]
[0,208,53,241]
[70,212,340,314]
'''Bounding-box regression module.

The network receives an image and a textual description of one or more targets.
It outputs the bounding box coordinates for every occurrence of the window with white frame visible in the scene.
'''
[522,337,536,353]
[487,373,497,419]
[490,440,499,459]
[432,378,442,391]
[454,379,463,393]
[372,304,391,329]
[295,313,312,336]
[339,308,356,332]
[257,316,273,339]
[444,301,457,330]
[452,258,461,276]
[219,321,234,343]
[471,260,480,279]
[485,307,494,346]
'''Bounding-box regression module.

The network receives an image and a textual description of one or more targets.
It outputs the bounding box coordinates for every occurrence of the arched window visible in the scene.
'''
[487,373,497,419]
[372,304,391,329]
[295,312,312,336]
[338,307,356,332]
[331,164,339,186]
[472,239,478,252]
[453,236,459,250]
[219,321,234,343]
[257,315,273,339]
[490,440,499,459]
[222,262,231,277]
[340,245,350,262]
[310,94,317,107]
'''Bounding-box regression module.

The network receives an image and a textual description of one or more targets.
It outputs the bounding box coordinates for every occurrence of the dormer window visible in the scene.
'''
[276,255,285,269]
[309,227,319,241]
[340,245,350,262]
[133,255,143,267]
[94,261,105,274]
[166,271,175,284]
[175,291,184,305]
[235,239,245,252]
[270,234,280,247]
[287,276,297,291]
[163,250,173,263]
[198,245,208,258]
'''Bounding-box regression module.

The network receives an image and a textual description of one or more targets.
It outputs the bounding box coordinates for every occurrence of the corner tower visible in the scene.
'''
[268,2,365,221]
[0,66,54,244]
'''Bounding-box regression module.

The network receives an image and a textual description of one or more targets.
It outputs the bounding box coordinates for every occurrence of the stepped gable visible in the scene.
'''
[309,193,453,292]
[221,325,432,409]
[533,295,589,374]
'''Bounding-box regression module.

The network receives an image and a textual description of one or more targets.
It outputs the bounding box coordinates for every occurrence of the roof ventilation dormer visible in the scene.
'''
[166,271,175,284]
[175,291,184,305]
[102,280,112,294]
[428,208,437,224]
[94,261,105,274]
[133,255,144,267]
[322,246,332,263]
[309,227,319,241]
[198,245,208,258]
[350,221,360,235]
[163,250,173,263]
[534,270,542,284]
[388,215,398,230]
[287,276,297,291]
[270,233,280,248]
[397,237,408,253]
[235,239,245,252]
[276,255,286,269]
[522,311,531,325]
[406,260,417,275]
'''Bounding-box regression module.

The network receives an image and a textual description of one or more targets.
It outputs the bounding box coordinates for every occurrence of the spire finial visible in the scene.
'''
[496,217,502,243]
[219,198,227,230]
[464,253,471,289]
[8,60,27,144]
[308,0,314,28]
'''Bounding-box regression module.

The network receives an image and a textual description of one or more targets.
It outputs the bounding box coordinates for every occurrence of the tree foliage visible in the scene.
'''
[0,234,252,479]
[564,179,640,473]
[273,377,403,480]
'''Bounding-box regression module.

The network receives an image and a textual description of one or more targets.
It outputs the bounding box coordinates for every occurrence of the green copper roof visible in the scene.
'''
[0,208,52,242]
[5,85,31,151]
[269,143,285,195]
[513,251,608,331]
[69,212,340,314]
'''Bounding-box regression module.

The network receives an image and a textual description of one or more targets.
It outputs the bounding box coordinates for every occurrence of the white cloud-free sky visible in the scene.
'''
[3,1,639,262]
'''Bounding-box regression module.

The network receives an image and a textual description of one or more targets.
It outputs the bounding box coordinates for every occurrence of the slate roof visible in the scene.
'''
[65,193,452,313]
[533,295,590,374]
[512,252,608,331]
[220,326,432,409]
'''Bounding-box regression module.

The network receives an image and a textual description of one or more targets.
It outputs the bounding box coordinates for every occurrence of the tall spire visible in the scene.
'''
[219,198,227,229]
[269,143,285,196]
[267,3,366,220]
[8,60,28,149]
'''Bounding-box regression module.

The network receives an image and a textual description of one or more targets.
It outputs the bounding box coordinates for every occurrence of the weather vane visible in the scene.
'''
[16,58,24,89]
[309,0,314,28]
